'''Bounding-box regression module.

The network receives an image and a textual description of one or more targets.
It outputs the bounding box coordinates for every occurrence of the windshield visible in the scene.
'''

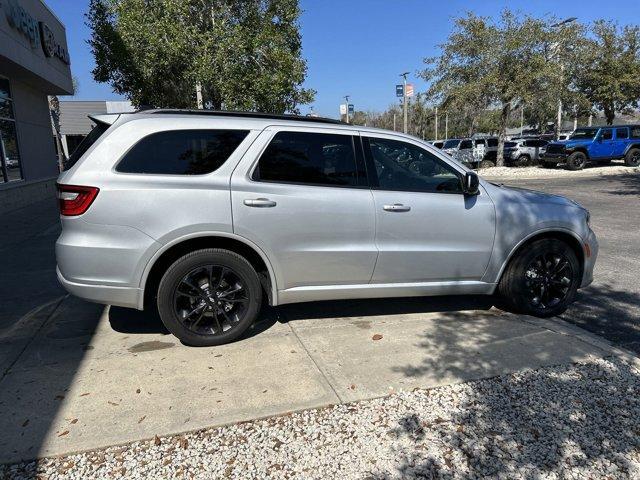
[569,128,598,140]
[443,139,460,149]
[63,122,109,171]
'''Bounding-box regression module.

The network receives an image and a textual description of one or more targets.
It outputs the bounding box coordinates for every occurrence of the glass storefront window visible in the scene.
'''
[0,77,23,183]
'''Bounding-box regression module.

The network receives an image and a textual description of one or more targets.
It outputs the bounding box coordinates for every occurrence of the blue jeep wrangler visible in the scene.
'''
[542,125,640,170]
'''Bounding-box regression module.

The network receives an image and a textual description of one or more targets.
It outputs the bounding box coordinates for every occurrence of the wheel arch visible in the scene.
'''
[570,147,589,159]
[495,229,585,287]
[140,233,278,310]
[623,143,640,155]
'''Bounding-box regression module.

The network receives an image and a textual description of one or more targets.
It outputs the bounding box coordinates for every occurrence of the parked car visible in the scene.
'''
[56,110,598,346]
[503,138,549,166]
[542,125,640,170]
[442,138,479,168]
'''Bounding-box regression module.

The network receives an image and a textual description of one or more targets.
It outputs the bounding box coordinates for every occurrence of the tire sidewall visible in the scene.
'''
[501,239,580,318]
[625,148,640,167]
[157,249,262,346]
[566,152,586,170]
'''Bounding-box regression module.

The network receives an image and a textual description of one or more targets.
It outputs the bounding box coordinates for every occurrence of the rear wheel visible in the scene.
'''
[625,148,640,167]
[498,238,580,318]
[479,159,496,169]
[157,249,262,346]
[566,151,587,171]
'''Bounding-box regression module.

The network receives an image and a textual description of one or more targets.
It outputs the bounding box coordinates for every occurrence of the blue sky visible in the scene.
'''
[48,0,640,118]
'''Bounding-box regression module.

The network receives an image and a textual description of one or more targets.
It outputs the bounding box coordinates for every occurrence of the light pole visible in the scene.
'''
[400,72,409,134]
[549,17,577,139]
[344,95,350,124]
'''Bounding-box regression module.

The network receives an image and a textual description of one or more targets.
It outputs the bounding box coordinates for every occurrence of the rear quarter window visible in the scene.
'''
[631,126,640,139]
[63,123,109,171]
[116,129,249,175]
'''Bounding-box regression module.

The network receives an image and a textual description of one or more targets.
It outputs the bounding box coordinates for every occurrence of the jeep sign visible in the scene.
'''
[3,0,70,64]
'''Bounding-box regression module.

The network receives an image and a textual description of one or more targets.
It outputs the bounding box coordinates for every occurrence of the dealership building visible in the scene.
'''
[0,0,72,212]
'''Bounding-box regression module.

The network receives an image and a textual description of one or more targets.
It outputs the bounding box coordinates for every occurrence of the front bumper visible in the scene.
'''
[541,153,567,164]
[581,228,598,288]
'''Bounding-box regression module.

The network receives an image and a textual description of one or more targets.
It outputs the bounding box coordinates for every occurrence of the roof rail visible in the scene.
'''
[139,109,345,125]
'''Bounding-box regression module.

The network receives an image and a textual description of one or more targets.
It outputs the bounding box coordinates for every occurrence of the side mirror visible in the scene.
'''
[463,171,480,195]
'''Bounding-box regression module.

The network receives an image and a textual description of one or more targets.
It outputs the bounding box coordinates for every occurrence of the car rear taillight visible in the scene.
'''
[56,184,99,216]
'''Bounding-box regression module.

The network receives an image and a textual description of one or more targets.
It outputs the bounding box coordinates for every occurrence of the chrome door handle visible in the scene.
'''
[383,203,411,212]
[244,198,277,208]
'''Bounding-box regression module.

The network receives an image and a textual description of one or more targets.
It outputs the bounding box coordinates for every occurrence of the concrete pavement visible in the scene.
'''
[0,294,611,464]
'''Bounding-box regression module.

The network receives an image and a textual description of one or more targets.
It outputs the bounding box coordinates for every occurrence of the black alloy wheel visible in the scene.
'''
[157,249,262,346]
[498,238,580,318]
[523,252,574,311]
[173,265,249,336]
[625,148,640,167]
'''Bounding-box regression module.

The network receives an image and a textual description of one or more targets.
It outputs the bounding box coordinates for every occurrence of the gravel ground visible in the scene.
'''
[3,357,640,479]
[478,164,639,179]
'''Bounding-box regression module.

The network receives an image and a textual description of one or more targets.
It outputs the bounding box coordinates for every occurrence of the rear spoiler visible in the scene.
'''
[88,113,121,126]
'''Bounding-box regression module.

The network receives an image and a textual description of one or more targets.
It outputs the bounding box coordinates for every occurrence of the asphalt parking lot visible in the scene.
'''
[0,170,638,465]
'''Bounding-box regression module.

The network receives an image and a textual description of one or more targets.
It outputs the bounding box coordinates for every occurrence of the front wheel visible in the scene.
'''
[625,148,640,167]
[157,249,262,346]
[513,155,531,167]
[498,239,580,318]
[566,151,587,170]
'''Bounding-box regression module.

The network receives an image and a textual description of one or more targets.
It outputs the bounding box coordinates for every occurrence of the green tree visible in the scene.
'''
[86,0,314,112]
[576,21,640,125]
[421,10,559,165]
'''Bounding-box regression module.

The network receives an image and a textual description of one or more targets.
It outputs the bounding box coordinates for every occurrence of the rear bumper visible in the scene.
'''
[57,266,142,309]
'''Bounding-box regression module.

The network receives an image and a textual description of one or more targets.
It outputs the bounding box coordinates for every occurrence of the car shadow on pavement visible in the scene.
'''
[600,173,640,196]
[368,282,640,479]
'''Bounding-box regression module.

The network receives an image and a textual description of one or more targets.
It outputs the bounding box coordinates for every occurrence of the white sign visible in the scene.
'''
[406,84,414,97]
[339,104,347,115]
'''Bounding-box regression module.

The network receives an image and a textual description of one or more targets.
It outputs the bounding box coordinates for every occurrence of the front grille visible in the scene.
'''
[545,144,565,155]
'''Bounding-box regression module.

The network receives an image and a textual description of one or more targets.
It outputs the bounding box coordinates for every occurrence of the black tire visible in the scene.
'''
[513,154,531,167]
[157,249,262,346]
[566,151,587,170]
[625,148,640,167]
[479,159,496,169]
[498,238,580,318]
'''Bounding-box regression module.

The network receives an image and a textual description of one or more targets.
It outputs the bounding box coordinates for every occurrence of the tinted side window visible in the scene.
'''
[601,129,613,140]
[254,131,358,187]
[487,138,498,147]
[365,137,462,193]
[459,140,473,149]
[616,127,629,139]
[117,129,248,175]
[631,127,640,139]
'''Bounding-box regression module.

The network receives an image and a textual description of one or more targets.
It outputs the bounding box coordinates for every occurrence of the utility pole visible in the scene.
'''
[445,112,448,140]
[549,17,577,140]
[520,104,524,136]
[344,95,350,124]
[400,72,409,134]
[434,106,438,141]
[195,83,203,109]
[393,113,396,131]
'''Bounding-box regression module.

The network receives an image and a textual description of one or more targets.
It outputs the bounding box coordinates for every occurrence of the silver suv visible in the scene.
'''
[56,110,598,346]
[504,138,549,166]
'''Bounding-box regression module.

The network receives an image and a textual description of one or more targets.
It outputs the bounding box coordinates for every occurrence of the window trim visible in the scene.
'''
[249,130,370,190]
[362,136,464,195]
[615,127,629,140]
[113,127,251,177]
[0,75,24,184]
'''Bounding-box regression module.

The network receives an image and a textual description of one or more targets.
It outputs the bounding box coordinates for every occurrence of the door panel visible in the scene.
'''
[371,190,495,282]
[591,129,615,158]
[363,134,496,283]
[230,128,377,290]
